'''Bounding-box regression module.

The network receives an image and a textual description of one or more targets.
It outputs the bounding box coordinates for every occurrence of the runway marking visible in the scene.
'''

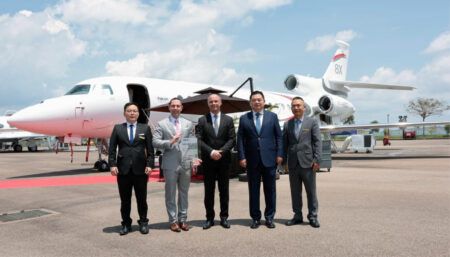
[0,170,204,189]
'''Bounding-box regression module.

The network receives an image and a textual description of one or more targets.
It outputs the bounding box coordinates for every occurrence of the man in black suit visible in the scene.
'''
[196,94,236,229]
[109,102,155,235]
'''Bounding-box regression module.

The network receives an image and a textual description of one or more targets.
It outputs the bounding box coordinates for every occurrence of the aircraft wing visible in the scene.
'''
[0,129,48,141]
[330,80,415,90]
[320,121,450,132]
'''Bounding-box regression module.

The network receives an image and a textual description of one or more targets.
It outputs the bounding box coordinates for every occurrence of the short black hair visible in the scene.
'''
[292,96,304,102]
[168,97,182,106]
[250,90,265,101]
[123,102,139,111]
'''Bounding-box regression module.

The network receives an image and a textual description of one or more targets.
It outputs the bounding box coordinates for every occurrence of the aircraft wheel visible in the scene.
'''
[98,160,110,172]
[28,146,38,152]
[94,161,101,169]
[13,144,23,152]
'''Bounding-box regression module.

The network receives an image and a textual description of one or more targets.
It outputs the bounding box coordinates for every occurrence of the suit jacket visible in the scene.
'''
[152,116,194,171]
[283,116,322,169]
[196,113,236,163]
[108,123,155,175]
[237,110,283,169]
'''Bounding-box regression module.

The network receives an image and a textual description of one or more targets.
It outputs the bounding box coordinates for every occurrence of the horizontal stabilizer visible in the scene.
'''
[330,80,415,91]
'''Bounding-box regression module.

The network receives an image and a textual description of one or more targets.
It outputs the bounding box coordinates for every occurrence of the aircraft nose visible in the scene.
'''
[7,103,46,131]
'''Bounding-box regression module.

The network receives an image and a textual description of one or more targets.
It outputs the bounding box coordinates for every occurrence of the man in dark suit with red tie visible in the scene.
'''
[196,94,236,229]
[237,91,283,229]
[109,102,155,235]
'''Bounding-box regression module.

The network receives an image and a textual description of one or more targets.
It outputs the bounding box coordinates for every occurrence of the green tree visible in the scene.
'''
[370,120,379,134]
[406,98,450,136]
[444,124,450,136]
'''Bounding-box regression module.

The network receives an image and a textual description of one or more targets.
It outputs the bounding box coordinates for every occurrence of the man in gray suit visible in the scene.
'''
[283,96,322,228]
[153,97,195,232]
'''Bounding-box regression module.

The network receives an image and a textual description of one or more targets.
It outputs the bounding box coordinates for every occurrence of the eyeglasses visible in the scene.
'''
[125,110,138,113]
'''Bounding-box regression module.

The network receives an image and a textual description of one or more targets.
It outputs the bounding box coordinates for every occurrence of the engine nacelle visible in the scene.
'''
[284,74,318,93]
[318,95,355,118]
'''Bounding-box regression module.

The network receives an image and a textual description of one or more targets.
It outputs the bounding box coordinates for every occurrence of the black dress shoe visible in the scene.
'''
[309,219,320,228]
[265,220,275,229]
[119,225,132,235]
[220,218,230,229]
[250,220,261,229]
[285,218,303,226]
[138,221,149,234]
[203,220,214,229]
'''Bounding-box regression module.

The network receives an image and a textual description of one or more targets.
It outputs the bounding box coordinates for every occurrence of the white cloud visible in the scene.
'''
[424,31,450,54]
[306,30,358,52]
[360,67,417,85]
[54,0,156,25]
[355,49,450,123]
[0,10,86,77]
[105,30,248,86]
[0,9,86,109]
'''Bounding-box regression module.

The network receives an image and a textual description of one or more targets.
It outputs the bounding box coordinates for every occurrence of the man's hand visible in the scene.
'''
[145,167,152,175]
[210,150,223,161]
[170,133,181,145]
[110,167,118,176]
[276,157,283,165]
[192,158,202,175]
[312,162,320,172]
[239,159,247,168]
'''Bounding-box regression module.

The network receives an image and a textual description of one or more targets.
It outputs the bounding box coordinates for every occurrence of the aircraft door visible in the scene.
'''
[127,84,150,124]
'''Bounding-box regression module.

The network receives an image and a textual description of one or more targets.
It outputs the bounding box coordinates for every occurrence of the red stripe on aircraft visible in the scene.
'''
[333,53,346,61]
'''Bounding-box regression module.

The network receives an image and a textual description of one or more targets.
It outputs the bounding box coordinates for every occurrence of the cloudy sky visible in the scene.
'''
[1,0,449,123]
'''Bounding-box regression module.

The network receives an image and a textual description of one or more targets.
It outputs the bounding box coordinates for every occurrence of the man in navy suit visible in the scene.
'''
[109,102,155,235]
[237,91,283,229]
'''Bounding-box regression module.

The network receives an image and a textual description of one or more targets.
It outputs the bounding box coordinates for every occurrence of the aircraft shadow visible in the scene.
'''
[9,168,98,179]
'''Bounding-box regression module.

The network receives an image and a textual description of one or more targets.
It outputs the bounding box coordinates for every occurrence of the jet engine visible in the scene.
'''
[284,74,318,92]
[318,95,355,118]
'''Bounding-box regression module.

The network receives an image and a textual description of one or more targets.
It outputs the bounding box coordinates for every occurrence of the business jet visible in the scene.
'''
[7,41,449,170]
[0,114,50,152]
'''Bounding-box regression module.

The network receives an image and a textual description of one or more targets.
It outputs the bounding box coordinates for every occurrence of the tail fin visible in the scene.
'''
[323,40,350,81]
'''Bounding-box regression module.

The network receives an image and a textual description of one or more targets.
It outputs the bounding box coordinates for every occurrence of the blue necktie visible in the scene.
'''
[295,119,301,139]
[129,124,134,143]
[255,112,261,134]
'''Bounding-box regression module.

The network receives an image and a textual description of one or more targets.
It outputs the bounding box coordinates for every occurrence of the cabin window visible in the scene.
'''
[65,85,91,95]
[0,123,4,129]
[101,85,113,95]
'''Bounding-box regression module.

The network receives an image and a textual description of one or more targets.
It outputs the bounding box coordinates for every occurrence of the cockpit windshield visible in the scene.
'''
[65,84,91,95]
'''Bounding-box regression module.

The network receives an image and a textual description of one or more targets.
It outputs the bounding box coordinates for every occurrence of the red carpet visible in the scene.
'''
[0,170,204,189]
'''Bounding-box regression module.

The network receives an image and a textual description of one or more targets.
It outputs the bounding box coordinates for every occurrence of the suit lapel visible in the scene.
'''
[217,113,226,137]
[248,112,258,135]
[166,118,176,136]
[120,123,132,145]
[288,119,299,143]
[259,110,269,135]
[206,114,215,137]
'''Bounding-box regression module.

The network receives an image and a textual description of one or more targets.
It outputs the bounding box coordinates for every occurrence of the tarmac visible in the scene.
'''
[0,139,449,257]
